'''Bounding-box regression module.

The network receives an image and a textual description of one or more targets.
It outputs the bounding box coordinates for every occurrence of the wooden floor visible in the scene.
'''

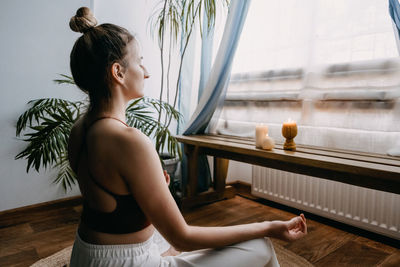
[0,194,399,267]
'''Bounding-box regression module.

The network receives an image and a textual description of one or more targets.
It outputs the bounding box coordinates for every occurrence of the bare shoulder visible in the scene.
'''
[115,127,163,182]
[117,127,156,157]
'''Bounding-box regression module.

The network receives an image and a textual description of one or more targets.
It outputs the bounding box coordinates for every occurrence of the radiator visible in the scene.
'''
[251,166,400,240]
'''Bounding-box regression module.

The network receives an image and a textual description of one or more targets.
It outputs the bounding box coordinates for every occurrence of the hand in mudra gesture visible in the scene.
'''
[268,214,307,242]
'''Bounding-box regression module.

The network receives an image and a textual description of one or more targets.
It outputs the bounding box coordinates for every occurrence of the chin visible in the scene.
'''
[130,92,144,99]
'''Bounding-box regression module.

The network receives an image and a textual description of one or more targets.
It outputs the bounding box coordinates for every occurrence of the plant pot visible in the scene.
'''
[161,153,182,204]
[161,154,180,177]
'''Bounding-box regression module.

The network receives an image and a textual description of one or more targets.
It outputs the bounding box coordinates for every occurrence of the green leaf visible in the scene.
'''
[15,97,84,174]
[53,152,77,191]
[53,74,75,85]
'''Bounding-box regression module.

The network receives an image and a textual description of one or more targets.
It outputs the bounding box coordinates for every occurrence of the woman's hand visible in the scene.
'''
[163,170,170,186]
[267,213,307,242]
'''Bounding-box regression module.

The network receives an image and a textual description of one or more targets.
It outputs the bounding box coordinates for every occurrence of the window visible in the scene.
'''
[215,0,400,154]
[232,0,397,72]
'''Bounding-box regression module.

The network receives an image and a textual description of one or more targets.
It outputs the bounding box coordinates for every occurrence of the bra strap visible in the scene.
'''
[87,116,130,129]
[87,173,121,197]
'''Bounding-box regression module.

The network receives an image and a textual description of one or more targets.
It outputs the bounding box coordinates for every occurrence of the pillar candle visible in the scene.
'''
[282,119,297,138]
[282,118,298,150]
[255,124,268,148]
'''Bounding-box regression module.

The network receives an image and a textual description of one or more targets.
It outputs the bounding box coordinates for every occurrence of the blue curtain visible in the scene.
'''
[178,10,216,192]
[183,0,251,135]
[389,0,400,54]
[198,12,214,103]
[388,1,400,156]
[177,7,215,135]
[180,0,251,193]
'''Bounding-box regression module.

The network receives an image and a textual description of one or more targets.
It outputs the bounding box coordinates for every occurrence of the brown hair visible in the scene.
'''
[69,7,134,109]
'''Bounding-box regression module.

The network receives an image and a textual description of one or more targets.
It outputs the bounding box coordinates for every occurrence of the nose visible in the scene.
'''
[142,66,150,79]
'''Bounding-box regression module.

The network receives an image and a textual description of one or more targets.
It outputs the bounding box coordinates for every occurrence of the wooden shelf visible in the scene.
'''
[176,134,400,202]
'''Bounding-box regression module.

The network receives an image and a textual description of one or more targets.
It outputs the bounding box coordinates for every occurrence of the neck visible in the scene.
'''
[89,93,128,122]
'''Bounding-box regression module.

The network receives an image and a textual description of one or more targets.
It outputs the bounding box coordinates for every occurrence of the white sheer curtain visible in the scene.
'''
[216,0,400,155]
[232,0,397,73]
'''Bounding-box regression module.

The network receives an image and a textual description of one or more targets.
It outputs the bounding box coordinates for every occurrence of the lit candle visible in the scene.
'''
[282,119,298,150]
[261,134,275,150]
[255,124,268,148]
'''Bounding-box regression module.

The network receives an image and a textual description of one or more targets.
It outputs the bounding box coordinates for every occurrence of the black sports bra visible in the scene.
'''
[78,117,150,234]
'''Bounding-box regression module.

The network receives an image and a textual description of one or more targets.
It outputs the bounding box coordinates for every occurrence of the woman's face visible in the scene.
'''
[122,40,149,99]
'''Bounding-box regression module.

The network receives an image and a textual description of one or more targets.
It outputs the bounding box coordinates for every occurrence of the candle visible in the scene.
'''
[261,134,275,150]
[255,124,268,148]
[282,119,298,150]
[282,119,297,137]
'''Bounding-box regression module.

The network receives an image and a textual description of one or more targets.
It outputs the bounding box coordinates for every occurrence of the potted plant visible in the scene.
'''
[15,75,182,192]
[149,0,229,127]
[149,0,229,194]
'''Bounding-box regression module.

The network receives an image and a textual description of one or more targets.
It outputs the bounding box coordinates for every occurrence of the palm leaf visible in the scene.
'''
[16,98,84,136]
[53,74,75,85]
[15,109,75,172]
[53,152,77,191]
[126,97,182,157]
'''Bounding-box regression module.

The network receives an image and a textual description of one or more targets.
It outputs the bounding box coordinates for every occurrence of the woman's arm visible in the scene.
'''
[116,129,307,252]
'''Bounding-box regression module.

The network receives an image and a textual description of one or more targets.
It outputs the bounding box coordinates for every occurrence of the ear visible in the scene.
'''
[110,62,125,84]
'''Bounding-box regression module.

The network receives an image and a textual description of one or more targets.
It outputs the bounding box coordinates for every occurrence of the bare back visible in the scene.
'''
[68,115,155,245]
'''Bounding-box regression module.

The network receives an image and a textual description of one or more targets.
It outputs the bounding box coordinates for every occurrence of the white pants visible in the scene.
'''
[70,230,279,267]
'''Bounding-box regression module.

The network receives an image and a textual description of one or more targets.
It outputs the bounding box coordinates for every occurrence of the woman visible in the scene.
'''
[68,7,307,267]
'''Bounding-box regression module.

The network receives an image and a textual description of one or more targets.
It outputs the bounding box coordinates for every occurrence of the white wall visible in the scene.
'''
[0,0,162,212]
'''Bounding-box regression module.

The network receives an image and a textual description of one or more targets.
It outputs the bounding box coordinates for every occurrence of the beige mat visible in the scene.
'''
[273,242,314,267]
[31,243,314,267]
[30,246,72,267]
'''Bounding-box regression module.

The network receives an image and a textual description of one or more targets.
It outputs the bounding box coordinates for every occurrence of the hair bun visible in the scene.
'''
[69,7,98,33]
